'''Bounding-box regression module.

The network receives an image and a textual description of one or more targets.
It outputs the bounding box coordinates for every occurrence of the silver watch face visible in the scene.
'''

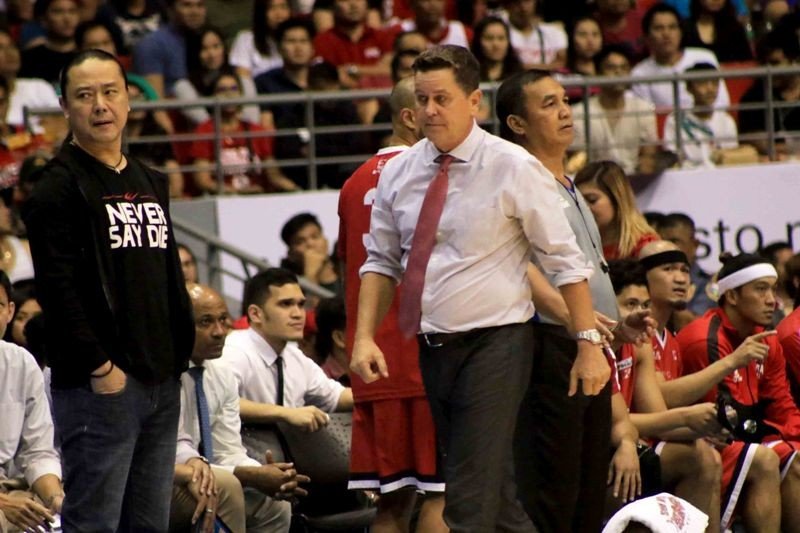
[577,330,602,344]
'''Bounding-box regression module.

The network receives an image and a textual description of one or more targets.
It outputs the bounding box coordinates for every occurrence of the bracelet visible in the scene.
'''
[90,362,115,379]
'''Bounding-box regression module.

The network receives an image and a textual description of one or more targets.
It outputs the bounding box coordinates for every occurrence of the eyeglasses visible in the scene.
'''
[215,84,241,94]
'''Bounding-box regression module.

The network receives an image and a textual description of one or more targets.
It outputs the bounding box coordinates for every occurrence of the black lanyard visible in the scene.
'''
[559,177,609,273]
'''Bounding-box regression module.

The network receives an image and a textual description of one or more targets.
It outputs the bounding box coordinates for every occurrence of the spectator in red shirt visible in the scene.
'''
[677,253,800,530]
[778,253,800,404]
[393,0,472,49]
[190,69,297,193]
[595,0,646,61]
[313,0,395,89]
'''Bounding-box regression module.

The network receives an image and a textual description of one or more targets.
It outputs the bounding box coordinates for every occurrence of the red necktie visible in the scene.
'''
[398,154,454,337]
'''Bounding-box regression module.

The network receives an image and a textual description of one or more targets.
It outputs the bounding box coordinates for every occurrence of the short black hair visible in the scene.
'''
[495,69,553,142]
[391,49,420,83]
[75,20,122,52]
[242,268,299,315]
[274,17,315,45]
[608,259,648,295]
[594,44,634,74]
[308,61,340,90]
[643,211,666,231]
[760,241,792,264]
[60,49,128,103]
[756,28,800,63]
[642,3,682,36]
[280,212,322,246]
[314,296,345,360]
[659,212,696,233]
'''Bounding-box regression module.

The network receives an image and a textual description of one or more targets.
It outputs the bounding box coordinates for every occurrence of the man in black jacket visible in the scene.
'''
[22,50,197,532]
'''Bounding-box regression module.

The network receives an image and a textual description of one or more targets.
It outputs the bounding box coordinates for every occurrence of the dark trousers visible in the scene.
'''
[52,375,181,533]
[418,322,538,533]
[514,323,612,533]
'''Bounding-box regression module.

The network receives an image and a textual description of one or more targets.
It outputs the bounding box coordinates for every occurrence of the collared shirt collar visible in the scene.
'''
[422,120,484,166]
[246,326,281,366]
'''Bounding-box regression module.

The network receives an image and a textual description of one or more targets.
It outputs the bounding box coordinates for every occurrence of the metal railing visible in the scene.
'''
[171,214,335,300]
[24,65,800,189]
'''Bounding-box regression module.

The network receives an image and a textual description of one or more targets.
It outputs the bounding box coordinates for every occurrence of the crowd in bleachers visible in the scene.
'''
[0,0,797,196]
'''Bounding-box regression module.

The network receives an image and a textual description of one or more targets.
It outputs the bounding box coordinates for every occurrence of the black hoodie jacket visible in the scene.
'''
[22,142,194,389]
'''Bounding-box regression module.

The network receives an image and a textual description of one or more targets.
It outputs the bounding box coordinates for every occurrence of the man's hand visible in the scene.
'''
[684,402,725,437]
[569,342,610,397]
[350,338,389,383]
[263,450,310,500]
[617,309,657,346]
[727,331,776,370]
[186,457,216,497]
[594,311,617,343]
[285,406,330,432]
[302,248,330,282]
[0,492,55,531]
[89,361,126,395]
[186,477,218,533]
[608,440,641,503]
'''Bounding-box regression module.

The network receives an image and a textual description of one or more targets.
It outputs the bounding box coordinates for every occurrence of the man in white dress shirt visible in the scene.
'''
[172,283,307,533]
[350,44,608,533]
[221,268,353,430]
[0,270,64,532]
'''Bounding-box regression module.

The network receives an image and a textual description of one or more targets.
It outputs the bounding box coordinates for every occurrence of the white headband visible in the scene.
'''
[717,263,778,296]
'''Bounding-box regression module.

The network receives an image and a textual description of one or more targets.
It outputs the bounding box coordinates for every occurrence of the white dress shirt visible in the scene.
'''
[175,359,262,471]
[571,92,659,175]
[220,328,344,413]
[361,122,594,334]
[0,341,61,486]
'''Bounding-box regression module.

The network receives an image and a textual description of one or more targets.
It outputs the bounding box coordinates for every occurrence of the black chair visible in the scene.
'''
[242,413,376,532]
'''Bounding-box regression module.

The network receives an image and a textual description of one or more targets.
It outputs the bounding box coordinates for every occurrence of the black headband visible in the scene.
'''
[640,250,689,271]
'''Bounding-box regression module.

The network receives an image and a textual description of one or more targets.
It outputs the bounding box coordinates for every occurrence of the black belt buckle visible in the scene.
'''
[422,332,444,348]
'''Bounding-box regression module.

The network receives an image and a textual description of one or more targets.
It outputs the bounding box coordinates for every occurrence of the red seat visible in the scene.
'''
[721,61,758,121]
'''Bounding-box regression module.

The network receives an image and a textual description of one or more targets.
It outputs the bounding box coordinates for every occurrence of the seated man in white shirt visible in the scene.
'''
[631,3,730,111]
[0,270,64,532]
[221,268,353,432]
[663,62,756,168]
[172,283,308,533]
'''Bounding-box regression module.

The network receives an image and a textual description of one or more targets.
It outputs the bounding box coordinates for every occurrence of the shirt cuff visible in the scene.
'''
[552,266,595,288]
[25,459,62,487]
[358,263,402,283]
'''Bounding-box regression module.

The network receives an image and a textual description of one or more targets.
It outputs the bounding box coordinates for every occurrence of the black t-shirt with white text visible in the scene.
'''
[97,161,176,383]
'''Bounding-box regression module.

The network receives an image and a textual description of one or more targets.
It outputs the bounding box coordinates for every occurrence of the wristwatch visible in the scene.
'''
[575,329,604,345]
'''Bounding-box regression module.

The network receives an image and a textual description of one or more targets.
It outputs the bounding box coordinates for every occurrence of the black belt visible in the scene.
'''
[418,323,512,348]
[418,330,473,348]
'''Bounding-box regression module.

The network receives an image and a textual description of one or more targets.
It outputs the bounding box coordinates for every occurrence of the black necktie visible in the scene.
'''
[276,356,284,406]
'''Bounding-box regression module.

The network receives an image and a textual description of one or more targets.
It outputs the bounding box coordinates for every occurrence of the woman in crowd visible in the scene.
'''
[683,0,753,63]
[566,15,604,77]
[229,0,291,79]
[574,160,660,260]
[177,243,199,283]
[4,284,40,348]
[471,16,522,83]
[190,69,297,193]
[175,26,261,127]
